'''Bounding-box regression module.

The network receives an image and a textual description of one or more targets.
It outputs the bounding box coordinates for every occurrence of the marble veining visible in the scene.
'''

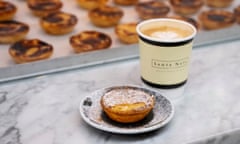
[0,92,7,104]
[1,40,240,144]
[188,129,240,144]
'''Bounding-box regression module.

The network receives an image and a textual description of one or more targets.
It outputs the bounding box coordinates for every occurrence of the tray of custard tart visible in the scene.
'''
[0,0,239,82]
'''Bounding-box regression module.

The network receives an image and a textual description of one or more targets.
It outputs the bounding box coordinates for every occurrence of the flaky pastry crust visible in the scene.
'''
[0,1,17,21]
[88,5,124,27]
[135,1,170,20]
[9,39,53,63]
[70,31,112,53]
[40,11,78,35]
[113,0,138,6]
[115,22,138,44]
[27,0,63,17]
[76,0,108,10]
[0,20,29,44]
[234,5,240,24]
[206,0,233,8]
[169,15,200,30]
[170,0,204,15]
[199,10,235,30]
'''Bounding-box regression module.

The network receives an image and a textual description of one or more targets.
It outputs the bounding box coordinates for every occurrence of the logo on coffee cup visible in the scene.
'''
[152,57,188,71]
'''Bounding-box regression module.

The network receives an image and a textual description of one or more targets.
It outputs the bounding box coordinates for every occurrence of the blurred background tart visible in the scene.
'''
[0,20,29,44]
[169,15,200,30]
[9,39,53,64]
[170,0,204,15]
[88,5,124,27]
[113,0,138,6]
[40,11,78,35]
[0,1,17,21]
[76,0,108,10]
[198,9,235,30]
[27,0,63,17]
[234,5,240,24]
[115,22,138,44]
[135,1,170,20]
[70,30,112,53]
[206,0,234,8]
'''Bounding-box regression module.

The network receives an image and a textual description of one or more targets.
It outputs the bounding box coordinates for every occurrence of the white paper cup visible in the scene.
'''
[136,18,197,89]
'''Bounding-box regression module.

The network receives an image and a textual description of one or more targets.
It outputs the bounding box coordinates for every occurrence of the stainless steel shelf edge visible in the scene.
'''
[194,25,240,47]
[0,25,240,83]
[0,45,139,83]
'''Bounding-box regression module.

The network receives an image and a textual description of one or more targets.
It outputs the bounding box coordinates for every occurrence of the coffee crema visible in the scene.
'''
[141,26,193,41]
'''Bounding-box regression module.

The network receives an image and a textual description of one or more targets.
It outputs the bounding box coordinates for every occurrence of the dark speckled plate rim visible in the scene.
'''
[79,85,175,134]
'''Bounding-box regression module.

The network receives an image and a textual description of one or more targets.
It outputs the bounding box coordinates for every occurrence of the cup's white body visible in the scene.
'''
[137,18,197,87]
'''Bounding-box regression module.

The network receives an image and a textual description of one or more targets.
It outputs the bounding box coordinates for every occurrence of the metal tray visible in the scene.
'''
[0,0,240,82]
[1,25,240,83]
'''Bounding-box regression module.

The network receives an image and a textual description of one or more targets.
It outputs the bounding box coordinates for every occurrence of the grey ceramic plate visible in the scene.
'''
[79,85,174,134]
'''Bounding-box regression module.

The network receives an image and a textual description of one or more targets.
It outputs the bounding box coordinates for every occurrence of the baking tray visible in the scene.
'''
[0,0,240,83]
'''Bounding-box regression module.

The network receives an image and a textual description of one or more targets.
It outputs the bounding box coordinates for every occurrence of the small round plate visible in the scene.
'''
[79,85,174,134]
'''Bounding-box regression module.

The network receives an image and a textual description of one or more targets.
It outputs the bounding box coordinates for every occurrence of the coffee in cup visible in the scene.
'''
[136,18,197,88]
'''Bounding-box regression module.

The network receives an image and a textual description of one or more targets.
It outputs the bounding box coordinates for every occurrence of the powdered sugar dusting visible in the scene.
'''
[80,85,174,133]
[102,88,154,108]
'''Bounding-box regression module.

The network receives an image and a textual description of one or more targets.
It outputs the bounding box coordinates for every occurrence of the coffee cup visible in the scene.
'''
[136,18,197,88]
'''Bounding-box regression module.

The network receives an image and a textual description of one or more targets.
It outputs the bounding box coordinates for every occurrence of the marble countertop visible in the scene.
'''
[1,39,240,144]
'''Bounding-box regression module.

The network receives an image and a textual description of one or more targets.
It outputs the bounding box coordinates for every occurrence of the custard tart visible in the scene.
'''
[115,22,138,44]
[0,1,17,21]
[27,0,63,17]
[0,20,29,44]
[88,5,124,27]
[101,87,155,123]
[76,0,108,10]
[40,11,78,35]
[113,0,138,6]
[9,39,53,64]
[170,0,204,15]
[169,15,200,30]
[70,31,112,53]
[199,10,235,30]
[206,0,234,8]
[135,1,170,20]
[234,5,240,24]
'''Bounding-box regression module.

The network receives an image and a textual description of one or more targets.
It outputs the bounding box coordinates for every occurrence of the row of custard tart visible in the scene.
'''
[2,0,240,27]
[0,0,77,42]
[3,0,240,38]
[30,0,240,31]
[8,31,112,64]
[0,0,138,64]
[0,0,139,42]
[77,0,240,30]
[27,0,139,43]
[1,0,240,42]
[1,0,240,64]
[0,1,103,63]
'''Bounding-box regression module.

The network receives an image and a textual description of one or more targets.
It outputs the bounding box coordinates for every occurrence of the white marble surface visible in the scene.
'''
[1,40,240,144]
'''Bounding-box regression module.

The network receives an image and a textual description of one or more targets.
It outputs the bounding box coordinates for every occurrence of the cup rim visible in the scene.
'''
[136,18,197,43]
